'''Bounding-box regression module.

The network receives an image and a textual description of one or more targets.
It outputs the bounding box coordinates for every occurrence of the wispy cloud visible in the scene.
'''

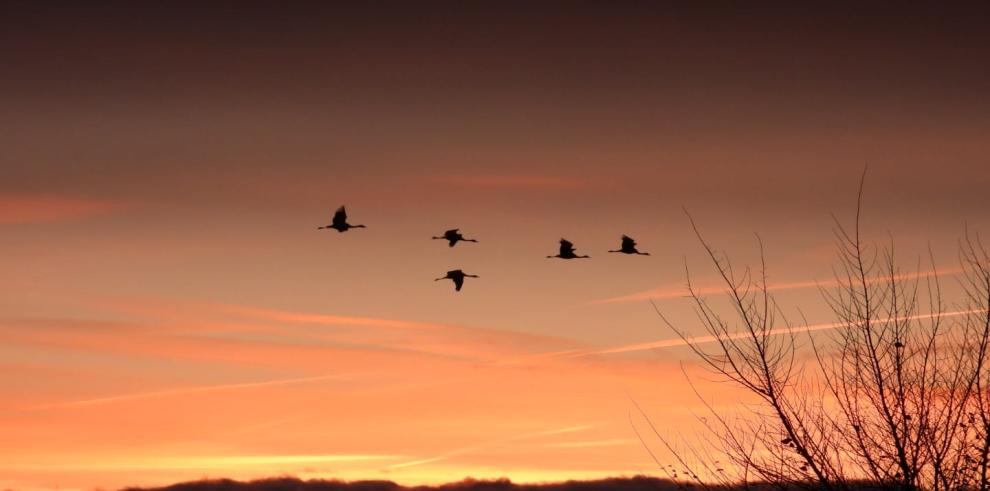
[489,348,593,367]
[213,303,581,362]
[3,454,404,471]
[3,299,584,379]
[0,193,128,224]
[576,308,987,357]
[35,372,364,410]
[167,454,402,468]
[539,438,637,449]
[389,425,594,469]
[220,304,450,330]
[72,297,582,354]
[592,267,964,304]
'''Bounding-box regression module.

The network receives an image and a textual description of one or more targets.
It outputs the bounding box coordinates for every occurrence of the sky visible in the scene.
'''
[2,2,990,490]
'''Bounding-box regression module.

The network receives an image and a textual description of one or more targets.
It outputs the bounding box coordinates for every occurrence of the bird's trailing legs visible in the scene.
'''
[548,238,590,259]
[432,229,478,247]
[608,235,649,255]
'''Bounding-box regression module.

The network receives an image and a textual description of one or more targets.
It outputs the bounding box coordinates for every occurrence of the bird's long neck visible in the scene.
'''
[352,224,366,228]
[608,249,619,253]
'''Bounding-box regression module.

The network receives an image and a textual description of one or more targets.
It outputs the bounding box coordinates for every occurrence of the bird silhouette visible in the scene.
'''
[434,269,479,291]
[318,206,366,233]
[432,229,478,247]
[608,235,650,255]
[547,239,590,259]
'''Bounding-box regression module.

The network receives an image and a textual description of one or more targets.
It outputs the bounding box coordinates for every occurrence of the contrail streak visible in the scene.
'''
[388,425,593,469]
[222,304,448,330]
[540,438,637,448]
[35,372,364,410]
[2,454,405,471]
[575,308,988,357]
[592,267,963,304]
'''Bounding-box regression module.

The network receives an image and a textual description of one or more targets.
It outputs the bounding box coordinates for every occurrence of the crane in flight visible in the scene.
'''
[432,229,478,247]
[435,269,479,291]
[608,235,650,255]
[318,206,366,233]
[547,239,590,259]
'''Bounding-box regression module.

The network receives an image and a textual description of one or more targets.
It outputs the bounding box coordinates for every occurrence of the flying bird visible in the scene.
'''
[608,235,650,255]
[434,269,479,291]
[318,206,366,233]
[432,229,478,247]
[547,239,590,259]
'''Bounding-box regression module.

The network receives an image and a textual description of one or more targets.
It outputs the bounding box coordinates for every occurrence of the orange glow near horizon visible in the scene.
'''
[0,292,707,489]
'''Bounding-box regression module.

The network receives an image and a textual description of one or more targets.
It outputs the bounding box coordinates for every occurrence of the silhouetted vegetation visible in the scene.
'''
[641,174,990,490]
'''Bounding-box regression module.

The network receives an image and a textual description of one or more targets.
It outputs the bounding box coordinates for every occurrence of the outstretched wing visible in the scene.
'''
[559,239,575,255]
[621,235,636,249]
[445,229,460,235]
[332,206,347,226]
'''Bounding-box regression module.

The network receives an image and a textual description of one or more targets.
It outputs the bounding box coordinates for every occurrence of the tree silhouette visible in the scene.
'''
[640,175,990,491]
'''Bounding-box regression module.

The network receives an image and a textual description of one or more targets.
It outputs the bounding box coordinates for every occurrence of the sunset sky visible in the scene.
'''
[2,3,990,490]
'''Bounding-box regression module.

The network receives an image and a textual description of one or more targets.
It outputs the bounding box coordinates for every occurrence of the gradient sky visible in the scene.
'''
[2,3,990,490]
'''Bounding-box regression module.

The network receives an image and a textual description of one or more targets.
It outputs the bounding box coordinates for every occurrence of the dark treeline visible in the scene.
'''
[122,476,892,491]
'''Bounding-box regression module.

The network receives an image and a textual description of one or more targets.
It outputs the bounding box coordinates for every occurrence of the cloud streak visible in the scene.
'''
[220,304,451,330]
[576,308,987,357]
[592,267,964,304]
[35,372,365,410]
[0,193,127,224]
[539,438,637,449]
[389,425,594,469]
[4,454,404,472]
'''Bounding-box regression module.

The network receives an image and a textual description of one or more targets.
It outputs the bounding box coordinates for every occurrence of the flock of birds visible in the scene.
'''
[319,206,650,292]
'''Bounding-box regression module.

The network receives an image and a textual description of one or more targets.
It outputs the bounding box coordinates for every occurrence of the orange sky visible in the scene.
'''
[2,3,990,490]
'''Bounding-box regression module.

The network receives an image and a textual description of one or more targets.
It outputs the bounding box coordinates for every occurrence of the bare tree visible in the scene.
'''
[637,175,990,491]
